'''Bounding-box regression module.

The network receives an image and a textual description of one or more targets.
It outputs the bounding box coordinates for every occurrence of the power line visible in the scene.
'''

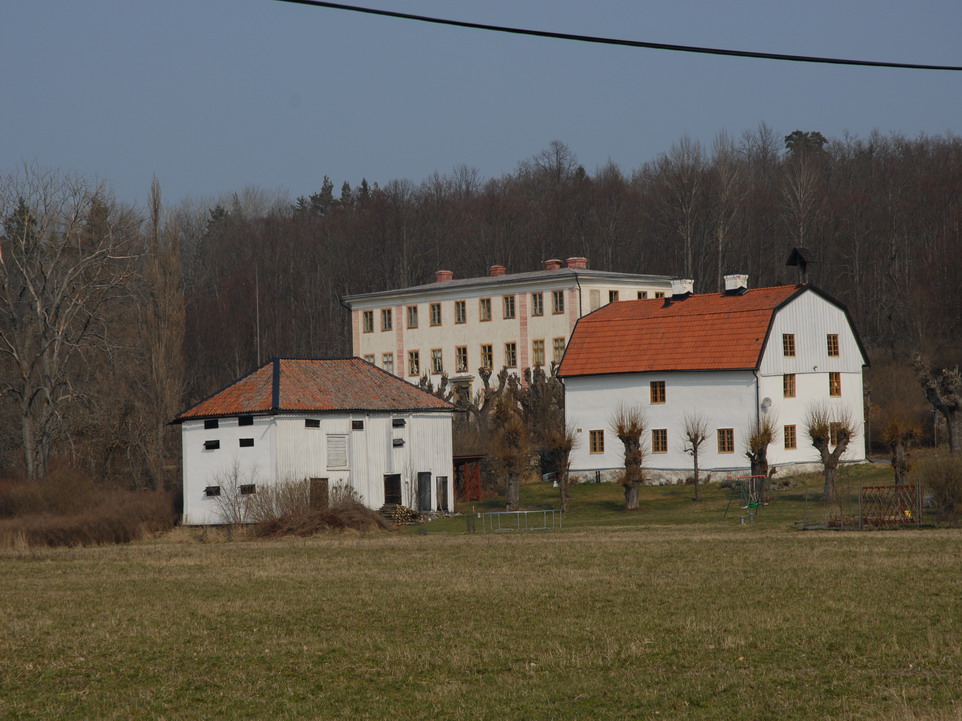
[274,0,962,72]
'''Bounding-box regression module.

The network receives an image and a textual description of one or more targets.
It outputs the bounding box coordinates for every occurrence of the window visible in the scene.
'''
[203,439,220,450]
[479,298,492,321]
[650,380,666,404]
[830,422,843,446]
[783,373,796,398]
[238,415,253,426]
[204,419,218,430]
[381,308,393,332]
[531,292,544,316]
[532,339,545,367]
[608,290,620,303]
[239,438,254,448]
[827,334,840,357]
[351,420,364,431]
[553,337,565,364]
[504,342,517,368]
[503,295,516,319]
[717,428,734,453]
[480,344,493,370]
[782,333,796,357]
[408,350,420,377]
[652,429,668,454]
[430,302,442,326]
[362,310,374,333]
[392,438,405,447]
[327,434,348,469]
[784,425,797,450]
[363,354,374,364]
[305,419,320,429]
[552,290,565,314]
[382,352,394,375]
[654,292,665,299]
[455,300,466,324]
[455,346,468,373]
[392,418,406,428]
[589,430,605,454]
[406,305,418,329]
[637,291,648,300]
[431,348,443,374]
[829,372,841,397]
[204,485,221,497]
[240,484,256,495]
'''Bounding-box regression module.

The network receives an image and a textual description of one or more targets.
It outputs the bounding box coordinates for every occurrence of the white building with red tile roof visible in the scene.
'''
[558,277,869,481]
[173,357,455,524]
[342,258,673,398]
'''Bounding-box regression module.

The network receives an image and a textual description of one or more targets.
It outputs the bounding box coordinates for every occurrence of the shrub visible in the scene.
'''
[916,455,962,521]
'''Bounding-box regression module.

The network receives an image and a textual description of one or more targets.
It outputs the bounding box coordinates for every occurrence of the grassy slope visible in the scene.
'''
[2,465,961,720]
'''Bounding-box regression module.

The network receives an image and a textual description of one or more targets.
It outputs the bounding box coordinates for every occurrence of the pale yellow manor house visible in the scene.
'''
[342,258,673,397]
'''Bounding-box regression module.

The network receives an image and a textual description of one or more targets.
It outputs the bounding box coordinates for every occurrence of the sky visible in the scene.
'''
[3,0,961,207]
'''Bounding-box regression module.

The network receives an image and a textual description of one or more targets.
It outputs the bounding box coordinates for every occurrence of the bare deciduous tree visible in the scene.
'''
[914,355,962,453]
[745,414,778,480]
[681,412,709,501]
[0,166,138,480]
[611,405,647,510]
[805,404,857,502]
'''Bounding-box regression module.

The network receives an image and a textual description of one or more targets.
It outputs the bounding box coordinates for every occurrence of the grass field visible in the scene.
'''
[3,466,961,720]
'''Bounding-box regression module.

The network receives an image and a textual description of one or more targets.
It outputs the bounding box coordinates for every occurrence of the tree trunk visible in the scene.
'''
[892,442,909,484]
[822,463,838,503]
[624,482,640,510]
[505,473,520,511]
[946,412,962,454]
[692,454,701,502]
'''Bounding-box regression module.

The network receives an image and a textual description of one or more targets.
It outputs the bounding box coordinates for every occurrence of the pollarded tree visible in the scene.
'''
[745,414,778,480]
[681,412,709,501]
[611,405,647,510]
[805,404,857,502]
[0,167,139,480]
[913,355,962,453]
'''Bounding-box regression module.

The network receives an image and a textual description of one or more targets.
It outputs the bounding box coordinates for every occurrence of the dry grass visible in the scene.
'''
[2,517,961,720]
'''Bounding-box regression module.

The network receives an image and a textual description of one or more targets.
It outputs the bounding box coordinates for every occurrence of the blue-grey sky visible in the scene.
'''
[4,1,960,207]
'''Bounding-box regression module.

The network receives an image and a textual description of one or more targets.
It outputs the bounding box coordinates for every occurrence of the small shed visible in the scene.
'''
[172,357,455,525]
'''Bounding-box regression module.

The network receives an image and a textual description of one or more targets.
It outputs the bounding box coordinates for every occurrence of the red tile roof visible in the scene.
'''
[174,358,453,421]
[558,285,804,377]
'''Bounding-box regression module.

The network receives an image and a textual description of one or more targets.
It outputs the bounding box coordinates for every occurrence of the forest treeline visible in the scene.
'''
[2,126,961,487]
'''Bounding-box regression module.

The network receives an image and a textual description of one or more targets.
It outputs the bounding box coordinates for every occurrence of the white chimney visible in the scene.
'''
[670,278,694,297]
[724,274,749,293]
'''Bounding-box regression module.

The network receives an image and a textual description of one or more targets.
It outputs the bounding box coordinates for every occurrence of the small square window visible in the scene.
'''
[305,419,320,429]
[717,428,734,453]
[204,485,221,497]
[204,419,219,430]
[637,291,648,299]
[240,484,256,495]
[654,292,665,299]
[363,354,375,364]
[392,438,405,447]
[203,439,220,450]
[392,418,406,428]
[352,420,364,431]
[239,438,254,448]
[238,415,253,426]
[608,290,620,303]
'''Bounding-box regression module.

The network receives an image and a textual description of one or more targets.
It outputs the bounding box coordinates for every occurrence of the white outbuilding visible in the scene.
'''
[558,278,870,482]
[173,357,455,525]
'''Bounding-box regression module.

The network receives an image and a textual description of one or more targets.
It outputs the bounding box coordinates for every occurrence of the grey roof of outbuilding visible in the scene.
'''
[342,268,674,304]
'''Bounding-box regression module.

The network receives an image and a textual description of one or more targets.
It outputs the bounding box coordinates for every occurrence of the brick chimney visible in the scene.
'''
[566,257,588,270]
[435,269,453,283]
[723,274,749,294]
[543,259,563,271]
[488,264,506,277]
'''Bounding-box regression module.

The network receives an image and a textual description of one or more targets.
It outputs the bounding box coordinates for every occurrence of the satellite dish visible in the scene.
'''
[761,397,772,411]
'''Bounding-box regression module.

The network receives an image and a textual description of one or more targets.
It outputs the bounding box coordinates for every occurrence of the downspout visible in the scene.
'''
[574,272,583,317]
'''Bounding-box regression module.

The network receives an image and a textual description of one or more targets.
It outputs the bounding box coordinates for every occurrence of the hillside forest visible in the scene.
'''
[2,126,961,490]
